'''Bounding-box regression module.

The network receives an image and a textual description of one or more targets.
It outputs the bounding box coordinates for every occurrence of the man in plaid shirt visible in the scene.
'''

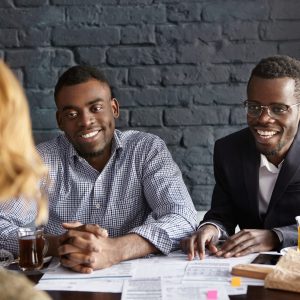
[0,66,197,273]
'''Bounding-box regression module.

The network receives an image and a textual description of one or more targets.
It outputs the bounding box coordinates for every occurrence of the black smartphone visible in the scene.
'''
[251,253,282,265]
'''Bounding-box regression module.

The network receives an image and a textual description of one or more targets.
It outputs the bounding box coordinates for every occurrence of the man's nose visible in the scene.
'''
[78,112,95,127]
[257,107,274,122]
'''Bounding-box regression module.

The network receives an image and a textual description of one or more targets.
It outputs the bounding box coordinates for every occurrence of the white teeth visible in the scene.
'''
[81,131,98,138]
[257,130,277,138]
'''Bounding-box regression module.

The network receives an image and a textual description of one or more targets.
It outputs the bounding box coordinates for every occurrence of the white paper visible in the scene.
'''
[37,278,124,292]
[40,260,133,280]
[184,262,230,281]
[121,278,161,300]
[134,251,188,278]
[162,278,229,300]
[36,260,133,292]
[181,253,264,296]
[35,251,263,295]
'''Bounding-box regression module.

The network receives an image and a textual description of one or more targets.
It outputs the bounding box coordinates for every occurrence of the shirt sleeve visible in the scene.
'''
[128,137,198,254]
[0,198,37,257]
[272,225,297,249]
[197,222,223,239]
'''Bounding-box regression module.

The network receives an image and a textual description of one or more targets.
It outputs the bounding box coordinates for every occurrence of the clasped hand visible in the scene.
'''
[58,222,116,273]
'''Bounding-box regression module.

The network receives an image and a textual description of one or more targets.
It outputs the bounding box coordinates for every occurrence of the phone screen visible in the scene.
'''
[251,254,281,265]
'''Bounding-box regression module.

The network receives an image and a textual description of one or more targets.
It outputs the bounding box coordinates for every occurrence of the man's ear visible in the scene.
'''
[56,110,64,131]
[111,98,120,119]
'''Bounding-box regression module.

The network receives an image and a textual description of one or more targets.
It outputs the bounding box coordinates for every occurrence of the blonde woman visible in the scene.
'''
[0,60,50,300]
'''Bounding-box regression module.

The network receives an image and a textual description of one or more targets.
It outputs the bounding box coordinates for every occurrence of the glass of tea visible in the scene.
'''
[296,216,300,252]
[17,227,48,272]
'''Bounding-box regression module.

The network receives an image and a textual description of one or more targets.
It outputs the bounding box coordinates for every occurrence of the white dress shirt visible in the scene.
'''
[258,154,283,215]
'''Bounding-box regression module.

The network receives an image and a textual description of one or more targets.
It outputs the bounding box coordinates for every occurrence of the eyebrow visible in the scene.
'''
[61,98,104,111]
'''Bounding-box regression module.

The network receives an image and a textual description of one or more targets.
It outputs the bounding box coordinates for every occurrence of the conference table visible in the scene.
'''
[7,253,299,300]
[26,271,300,300]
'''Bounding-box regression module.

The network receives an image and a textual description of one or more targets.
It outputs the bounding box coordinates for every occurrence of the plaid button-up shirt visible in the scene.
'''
[0,130,197,256]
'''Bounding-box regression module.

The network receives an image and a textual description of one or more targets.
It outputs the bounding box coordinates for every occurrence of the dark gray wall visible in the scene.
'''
[1,0,300,210]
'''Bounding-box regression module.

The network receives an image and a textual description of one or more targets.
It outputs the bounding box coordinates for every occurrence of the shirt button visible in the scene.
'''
[95,203,100,209]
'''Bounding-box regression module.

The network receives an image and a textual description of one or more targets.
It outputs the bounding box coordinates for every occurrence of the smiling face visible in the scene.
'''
[247,76,300,165]
[56,79,119,168]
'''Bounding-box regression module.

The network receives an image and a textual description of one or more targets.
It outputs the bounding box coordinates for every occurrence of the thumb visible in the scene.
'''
[207,237,218,254]
[62,221,83,229]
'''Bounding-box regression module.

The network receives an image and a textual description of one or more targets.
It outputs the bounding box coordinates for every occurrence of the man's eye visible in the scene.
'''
[271,105,288,114]
[92,105,103,112]
[248,105,260,111]
[66,112,78,119]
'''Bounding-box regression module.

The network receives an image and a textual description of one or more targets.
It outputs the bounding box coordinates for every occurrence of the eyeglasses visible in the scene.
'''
[244,100,300,119]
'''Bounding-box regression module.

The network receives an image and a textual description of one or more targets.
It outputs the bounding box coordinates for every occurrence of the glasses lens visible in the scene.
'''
[245,101,290,118]
[269,104,289,116]
[245,102,261,117]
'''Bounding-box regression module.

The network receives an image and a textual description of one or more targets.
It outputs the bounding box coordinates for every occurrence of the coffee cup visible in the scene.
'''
[17,227,48,271]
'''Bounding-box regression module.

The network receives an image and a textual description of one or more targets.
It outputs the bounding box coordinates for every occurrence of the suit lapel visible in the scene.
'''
[267,129,300,214]
[242,130,261,219]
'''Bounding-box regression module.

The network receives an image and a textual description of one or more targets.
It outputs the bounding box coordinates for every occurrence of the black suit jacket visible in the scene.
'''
[202,127,300,249]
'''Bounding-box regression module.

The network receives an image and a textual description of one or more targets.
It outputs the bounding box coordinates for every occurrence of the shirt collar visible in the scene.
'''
[64,130,123,163]
[260,154,283,173]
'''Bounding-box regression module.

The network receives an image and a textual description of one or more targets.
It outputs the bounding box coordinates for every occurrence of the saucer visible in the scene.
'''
[280,246,298,255]
[43,256,52,264]
[21,257,60,275]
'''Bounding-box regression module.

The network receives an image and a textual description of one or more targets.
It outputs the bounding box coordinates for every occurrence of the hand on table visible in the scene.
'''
[180,224,220,260]
[215,229,280,258]
[58,223,112,273]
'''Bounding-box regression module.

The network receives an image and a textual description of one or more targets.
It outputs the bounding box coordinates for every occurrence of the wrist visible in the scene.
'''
[270,229,282,250]
[104,237,123,265]
[201,224,220,237]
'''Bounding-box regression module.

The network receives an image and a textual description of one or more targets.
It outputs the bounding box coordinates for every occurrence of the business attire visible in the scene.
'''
[202,127,300,249]
[0,130,197,256]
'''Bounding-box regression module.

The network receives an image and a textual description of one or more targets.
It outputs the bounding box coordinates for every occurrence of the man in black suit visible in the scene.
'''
[181,55,300,259]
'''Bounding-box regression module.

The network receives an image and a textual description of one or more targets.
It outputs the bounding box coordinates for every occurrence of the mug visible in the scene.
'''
[17,227,48,271]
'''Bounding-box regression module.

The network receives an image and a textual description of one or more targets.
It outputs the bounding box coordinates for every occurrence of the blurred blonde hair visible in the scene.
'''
[0,60,48,224]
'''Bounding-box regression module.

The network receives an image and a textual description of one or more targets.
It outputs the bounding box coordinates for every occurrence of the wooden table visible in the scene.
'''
[26,273,300,300]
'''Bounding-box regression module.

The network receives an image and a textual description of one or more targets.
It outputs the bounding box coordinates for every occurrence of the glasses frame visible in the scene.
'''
[243,100,300,119]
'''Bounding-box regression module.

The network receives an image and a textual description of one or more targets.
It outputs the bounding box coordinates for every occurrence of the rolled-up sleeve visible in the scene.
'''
[129,138,197,254]
[0,198,37,256]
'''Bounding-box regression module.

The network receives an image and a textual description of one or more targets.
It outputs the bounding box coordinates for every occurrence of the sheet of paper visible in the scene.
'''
[36,260,133,292]
[183,263,264,296]
[121,278,161,300]
[36,278,124,292]
[40,260,133,280]
[184,262,231,281]
[201,252,259,269]
[162,278,230,300]
[133,250,189,278]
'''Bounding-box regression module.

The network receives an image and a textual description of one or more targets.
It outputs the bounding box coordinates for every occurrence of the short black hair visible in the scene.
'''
[54,65,112,102]
[248,55,300,99]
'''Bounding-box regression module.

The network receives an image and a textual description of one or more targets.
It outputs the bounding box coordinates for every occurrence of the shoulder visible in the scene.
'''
[36,134,67,163]
[117,130,166,151]
[215,127,251,150]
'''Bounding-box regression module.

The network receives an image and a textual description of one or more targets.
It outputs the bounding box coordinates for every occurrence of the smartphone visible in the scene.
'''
[251,253,281,265]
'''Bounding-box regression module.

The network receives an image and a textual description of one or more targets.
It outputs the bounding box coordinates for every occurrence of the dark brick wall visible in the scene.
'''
[1,0,300,210]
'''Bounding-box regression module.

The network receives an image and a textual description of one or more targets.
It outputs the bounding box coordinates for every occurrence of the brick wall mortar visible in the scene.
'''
[1,0,299,209]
